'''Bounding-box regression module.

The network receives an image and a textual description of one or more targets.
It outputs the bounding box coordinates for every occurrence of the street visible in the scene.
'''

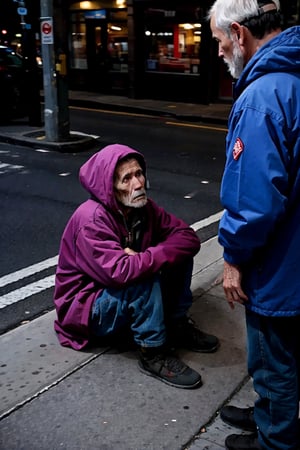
[0,106,227,335]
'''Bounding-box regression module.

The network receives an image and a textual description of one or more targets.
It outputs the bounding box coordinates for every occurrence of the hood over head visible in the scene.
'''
[234,26,300,99]
[79,144,146,212]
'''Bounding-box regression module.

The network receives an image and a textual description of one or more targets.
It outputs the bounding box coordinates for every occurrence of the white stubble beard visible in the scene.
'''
[117,189,148,208]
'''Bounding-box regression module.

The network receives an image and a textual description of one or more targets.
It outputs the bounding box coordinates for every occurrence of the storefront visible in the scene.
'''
[133,1,208,102]
[68,0,300,103]
[69,1,128,92]
[68,0,213,102]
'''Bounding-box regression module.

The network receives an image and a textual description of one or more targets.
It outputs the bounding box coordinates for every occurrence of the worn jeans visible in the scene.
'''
[246,309,300,450]
[90,259,193,348]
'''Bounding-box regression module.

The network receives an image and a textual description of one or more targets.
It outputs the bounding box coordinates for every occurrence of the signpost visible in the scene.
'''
[40,0,70,142]
[41,18,53,44]
[40,5,58,141]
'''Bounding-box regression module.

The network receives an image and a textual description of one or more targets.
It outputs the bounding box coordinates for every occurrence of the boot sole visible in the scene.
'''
[138,363,203,389]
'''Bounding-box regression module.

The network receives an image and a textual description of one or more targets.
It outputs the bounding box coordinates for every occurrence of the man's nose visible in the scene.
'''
[133,176,143,189]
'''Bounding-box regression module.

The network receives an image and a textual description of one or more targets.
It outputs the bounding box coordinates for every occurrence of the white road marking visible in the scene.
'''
[70,130,100,139]
[0,256,58,288]
[0,211,223,308]
[0,275,55,309]
[0,162,24,173]
[191,210,224,232]
[184,190,198,199]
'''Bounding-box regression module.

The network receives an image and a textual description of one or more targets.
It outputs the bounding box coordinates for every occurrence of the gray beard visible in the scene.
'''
[224,40,244,79]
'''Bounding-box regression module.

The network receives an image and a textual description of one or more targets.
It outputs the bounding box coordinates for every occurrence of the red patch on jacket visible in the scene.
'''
[232,138,244,160]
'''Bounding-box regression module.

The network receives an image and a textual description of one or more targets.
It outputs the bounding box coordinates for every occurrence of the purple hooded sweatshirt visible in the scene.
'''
[54,144,200,350]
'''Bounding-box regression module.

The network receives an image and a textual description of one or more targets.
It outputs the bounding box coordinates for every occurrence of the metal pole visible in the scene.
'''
[53,0,70,141]
[40,0,58,141]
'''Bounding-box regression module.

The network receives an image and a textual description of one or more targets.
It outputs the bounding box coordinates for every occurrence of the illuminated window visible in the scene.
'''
[144,8,201,75]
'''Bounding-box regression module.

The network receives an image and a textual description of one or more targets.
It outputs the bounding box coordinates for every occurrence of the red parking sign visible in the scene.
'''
[42,22,51,34]
[41,18,53,44]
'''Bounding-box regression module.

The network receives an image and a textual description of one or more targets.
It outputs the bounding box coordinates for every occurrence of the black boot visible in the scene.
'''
[169,316,220,353]
[220,406,256,432]
[225,432,261,450]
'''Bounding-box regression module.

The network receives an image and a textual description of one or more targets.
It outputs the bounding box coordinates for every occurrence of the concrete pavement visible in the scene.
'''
[66,90,232,124]
[0,236,255,450]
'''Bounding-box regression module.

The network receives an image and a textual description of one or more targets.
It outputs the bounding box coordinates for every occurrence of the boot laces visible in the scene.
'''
[153,354,186,373]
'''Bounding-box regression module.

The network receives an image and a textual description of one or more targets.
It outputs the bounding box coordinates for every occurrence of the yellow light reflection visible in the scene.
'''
[80,2,92,9]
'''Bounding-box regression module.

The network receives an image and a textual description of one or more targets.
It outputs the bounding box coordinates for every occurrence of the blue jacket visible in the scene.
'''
[218,26,300,316]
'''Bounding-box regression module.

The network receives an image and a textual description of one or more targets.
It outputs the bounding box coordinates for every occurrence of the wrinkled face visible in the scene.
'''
[114,158,147,209]
[210,15,244,79]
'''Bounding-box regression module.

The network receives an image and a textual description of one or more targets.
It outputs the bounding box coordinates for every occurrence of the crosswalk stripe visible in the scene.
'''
[0,274,55,309]
[191,210,224,231]
[0,256,58,288]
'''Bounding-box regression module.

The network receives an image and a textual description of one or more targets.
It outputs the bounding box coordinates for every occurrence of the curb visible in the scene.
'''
[0,129,100,152]
[69,97,229,125]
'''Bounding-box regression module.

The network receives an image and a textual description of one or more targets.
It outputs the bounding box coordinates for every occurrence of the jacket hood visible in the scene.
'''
[234,26,300,99]
[79,144,146,211]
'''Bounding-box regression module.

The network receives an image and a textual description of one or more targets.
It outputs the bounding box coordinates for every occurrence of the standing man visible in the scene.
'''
[54,144,219,390]
[209,1,300,449]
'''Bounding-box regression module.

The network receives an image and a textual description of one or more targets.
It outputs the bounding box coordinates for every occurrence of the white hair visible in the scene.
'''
[208,0,280,35]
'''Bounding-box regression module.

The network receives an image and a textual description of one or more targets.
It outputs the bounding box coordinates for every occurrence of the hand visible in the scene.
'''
[124,247,137,256]
[223,260,248,309]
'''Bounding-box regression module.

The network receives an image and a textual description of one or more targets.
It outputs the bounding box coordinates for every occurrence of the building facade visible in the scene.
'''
[1,1,299,104]
[68,0,300,103]
[68,0,229,102]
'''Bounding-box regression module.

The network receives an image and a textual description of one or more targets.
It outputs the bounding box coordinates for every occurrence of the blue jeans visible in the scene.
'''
[246,309,300,450]
[90,259,193,348]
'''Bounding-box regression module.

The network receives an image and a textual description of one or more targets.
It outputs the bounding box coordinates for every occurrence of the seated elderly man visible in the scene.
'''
[54,144,219,388]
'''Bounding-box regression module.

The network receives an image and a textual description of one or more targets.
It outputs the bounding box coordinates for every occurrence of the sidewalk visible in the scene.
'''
[0,237,255,450]
[0,90,231,152]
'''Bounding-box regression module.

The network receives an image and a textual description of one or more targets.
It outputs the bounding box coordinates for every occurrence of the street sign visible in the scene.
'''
[41,18,53,44]
[17,7,27,15]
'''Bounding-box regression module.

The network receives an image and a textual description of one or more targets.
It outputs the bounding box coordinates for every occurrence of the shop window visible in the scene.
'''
[71,13,87,69]
[70,8,128,73]
[107,22,128,72]
[145,8,201,75]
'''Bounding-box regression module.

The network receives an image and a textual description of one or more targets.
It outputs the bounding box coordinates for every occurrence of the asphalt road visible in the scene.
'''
[0,106,227,335]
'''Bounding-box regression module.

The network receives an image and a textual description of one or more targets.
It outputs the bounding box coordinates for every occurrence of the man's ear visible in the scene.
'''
[230,22,243,42]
